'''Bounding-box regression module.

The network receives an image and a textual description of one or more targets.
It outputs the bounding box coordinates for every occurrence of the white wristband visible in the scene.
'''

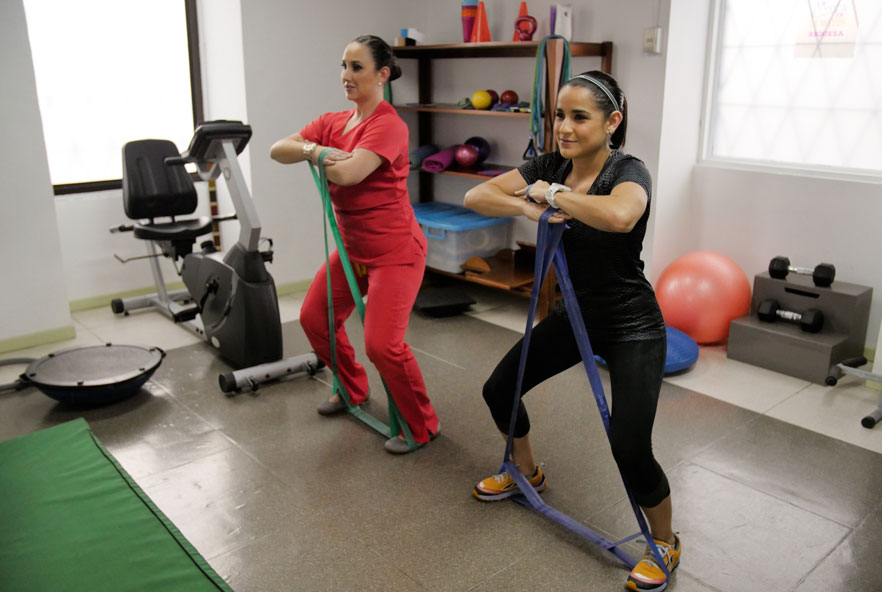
[545,183,570,209]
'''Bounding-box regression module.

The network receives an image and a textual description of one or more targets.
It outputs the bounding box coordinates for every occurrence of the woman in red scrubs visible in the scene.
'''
[270,35,439,454]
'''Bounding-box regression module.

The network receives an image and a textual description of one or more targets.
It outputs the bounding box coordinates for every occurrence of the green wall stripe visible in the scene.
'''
[0,325,77,355]
[69,280,311,313]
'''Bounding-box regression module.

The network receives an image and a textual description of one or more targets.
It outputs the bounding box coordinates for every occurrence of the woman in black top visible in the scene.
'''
[464,71,679,591]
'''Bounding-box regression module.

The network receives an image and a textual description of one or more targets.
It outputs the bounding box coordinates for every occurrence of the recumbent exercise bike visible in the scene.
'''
[111,120,322,392]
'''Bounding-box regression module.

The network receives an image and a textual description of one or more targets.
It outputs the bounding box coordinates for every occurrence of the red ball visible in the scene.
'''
[500,89,519,104]
[655,251,751,344]
[464,136,490,164]
[454,144,480,167]
[485,89,499,106]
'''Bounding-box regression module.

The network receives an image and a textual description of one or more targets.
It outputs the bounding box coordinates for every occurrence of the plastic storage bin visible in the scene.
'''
[412,202,512,273]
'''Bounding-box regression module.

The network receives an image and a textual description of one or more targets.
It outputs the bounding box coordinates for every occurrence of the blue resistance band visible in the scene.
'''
[501,209,669,576]
[308,148,416,450]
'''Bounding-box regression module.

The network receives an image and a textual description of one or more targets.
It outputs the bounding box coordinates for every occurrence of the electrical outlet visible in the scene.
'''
[643,26,662,54]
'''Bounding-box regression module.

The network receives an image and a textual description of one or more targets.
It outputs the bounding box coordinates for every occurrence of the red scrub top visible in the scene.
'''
[300,101,426,266]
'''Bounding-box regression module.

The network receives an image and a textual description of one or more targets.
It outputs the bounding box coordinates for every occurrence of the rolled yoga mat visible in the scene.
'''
[409,144,439,170]
[421,146,458,172]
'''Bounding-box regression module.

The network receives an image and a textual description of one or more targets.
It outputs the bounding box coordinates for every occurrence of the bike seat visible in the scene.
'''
[133,217,213,241]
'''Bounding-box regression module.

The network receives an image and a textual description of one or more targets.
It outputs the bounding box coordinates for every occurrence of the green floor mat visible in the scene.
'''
[0,419,234,592]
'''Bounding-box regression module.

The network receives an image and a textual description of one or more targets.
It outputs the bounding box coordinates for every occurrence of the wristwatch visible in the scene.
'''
[302,142,317,161]
[545,183,571,209]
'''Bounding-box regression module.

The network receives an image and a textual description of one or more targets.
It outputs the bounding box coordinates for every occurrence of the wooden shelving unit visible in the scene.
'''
[435,164,512,180]
[393,40,613,317]
[396,105,530,118]
[412,163,513,181]
[393,41,612,64]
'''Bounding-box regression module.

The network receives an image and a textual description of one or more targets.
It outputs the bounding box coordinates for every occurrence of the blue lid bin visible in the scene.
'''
[412,202,512,273]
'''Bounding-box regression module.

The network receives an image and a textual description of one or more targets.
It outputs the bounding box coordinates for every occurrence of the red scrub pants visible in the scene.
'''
[300,250,439,443]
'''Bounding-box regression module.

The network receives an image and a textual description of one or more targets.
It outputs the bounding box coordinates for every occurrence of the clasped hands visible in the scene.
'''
[514,180,571,223]
[310,146,351,167]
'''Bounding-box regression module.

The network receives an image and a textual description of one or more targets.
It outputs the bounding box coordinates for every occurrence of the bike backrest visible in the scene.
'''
[173,120,252,164]
[122,139,197,220]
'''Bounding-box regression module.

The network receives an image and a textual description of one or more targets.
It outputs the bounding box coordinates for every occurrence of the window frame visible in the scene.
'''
[699,0,882,184]
[49,0,203,196]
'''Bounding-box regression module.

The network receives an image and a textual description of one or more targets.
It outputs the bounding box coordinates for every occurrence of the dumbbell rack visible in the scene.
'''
[728,272,872,384]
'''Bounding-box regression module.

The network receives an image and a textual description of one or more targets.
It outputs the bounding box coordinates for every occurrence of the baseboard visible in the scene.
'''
[68,279,311,314]
[275,279,312,297]
[0,325,77,355]
[69,282,187,313]
[865,346,881,390]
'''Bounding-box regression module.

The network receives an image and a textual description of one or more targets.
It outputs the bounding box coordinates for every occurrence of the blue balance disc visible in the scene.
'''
[663,326,699,373]
[595,326,698,375]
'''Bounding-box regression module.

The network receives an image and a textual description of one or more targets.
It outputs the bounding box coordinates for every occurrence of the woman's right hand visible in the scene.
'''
[314,147,352,167]
[521,200,571,223]
[464,169,569,223]
[517,182,570,223]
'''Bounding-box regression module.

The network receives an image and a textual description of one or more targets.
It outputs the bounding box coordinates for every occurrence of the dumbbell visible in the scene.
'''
[757,299,824,333]
[768,256,835,287]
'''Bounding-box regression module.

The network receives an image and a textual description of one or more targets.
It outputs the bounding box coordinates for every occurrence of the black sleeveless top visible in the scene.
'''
[518,151,666,342]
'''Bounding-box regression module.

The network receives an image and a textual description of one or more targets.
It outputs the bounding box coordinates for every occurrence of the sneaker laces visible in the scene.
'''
[491,472,512,485]
[640,540,674,569]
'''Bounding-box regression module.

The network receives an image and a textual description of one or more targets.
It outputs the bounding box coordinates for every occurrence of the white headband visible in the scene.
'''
[568,75,620,113]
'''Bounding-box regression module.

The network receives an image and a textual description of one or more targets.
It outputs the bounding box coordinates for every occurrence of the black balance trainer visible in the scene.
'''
[1,344,165,406]
[111,120,322,392]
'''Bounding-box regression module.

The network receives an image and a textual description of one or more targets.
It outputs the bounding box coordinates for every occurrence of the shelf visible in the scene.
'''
[426,247,534,295]
[393,41,611,60]
[413,163,513,180]
[423,242,559,313]
[440,163,513,180]
[396,104,530,118]
[427,265,534,297]
[398,39,611,320]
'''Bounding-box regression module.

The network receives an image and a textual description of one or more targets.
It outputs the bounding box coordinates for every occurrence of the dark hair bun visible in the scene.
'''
[389,62,402,81]
[353,34,402,82]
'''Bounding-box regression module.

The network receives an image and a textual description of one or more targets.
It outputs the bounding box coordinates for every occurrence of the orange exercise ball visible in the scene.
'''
[655,251,751,344]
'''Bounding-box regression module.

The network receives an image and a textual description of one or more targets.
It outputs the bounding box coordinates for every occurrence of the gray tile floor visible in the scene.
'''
[2,304,882,591]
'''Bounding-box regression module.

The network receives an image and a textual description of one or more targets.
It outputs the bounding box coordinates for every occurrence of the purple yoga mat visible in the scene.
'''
[421,146,457,172]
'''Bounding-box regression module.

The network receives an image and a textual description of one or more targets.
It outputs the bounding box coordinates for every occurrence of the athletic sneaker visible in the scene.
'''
[626,535,681,592]
[473,466,546,501]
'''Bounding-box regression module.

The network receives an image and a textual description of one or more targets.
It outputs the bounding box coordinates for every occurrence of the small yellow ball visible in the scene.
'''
[471,90,492,110]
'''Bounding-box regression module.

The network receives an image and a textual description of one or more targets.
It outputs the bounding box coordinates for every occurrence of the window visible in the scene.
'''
[705,0,882,176]
[23,0,202,193]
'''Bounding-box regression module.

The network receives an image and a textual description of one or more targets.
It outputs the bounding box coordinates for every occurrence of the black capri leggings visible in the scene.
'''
[482,310,670,508]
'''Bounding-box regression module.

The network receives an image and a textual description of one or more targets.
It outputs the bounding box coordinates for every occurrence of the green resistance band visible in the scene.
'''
[308,148,417,451]
[527,35,572,158]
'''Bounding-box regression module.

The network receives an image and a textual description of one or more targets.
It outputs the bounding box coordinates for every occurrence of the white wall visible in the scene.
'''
[397,1,669,265]
[0,0,72,343]
[55,1,248,304]
[649,0,709,277]
[693,165,882,345]
[8,0,880,348]
[55,188,208,302]
[238,0,425,286]
[2,0,674,339]
[649,2,882,347]
[197,0,251,252]
[237,0,670,281]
